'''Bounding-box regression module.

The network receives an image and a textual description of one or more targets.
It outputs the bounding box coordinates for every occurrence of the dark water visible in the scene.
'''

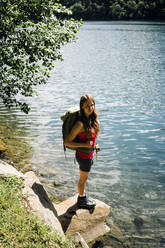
[1,21,165,247]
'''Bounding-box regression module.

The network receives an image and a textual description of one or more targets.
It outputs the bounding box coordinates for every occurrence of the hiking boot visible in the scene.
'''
[77,195,96,208]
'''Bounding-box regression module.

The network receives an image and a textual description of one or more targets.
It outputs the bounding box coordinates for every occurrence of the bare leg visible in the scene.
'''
[78,170,89,196]
[77,170,95,207]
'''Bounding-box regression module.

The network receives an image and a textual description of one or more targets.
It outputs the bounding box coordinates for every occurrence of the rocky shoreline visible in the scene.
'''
[0,158,111,248]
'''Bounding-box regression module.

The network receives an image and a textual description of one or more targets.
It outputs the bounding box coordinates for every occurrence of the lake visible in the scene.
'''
[1,21,165,247]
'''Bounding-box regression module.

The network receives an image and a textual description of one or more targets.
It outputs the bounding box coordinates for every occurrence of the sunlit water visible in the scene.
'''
[1,21,165,247]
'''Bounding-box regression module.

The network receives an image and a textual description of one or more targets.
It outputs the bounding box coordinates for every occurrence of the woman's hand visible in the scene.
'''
[86,140,93,148]
[64,121,93,149]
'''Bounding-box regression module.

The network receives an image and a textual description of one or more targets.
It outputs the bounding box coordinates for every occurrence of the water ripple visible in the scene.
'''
[1,21,165,247]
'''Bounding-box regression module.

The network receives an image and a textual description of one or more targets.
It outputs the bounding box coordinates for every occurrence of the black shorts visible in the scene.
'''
[76,153,93,172]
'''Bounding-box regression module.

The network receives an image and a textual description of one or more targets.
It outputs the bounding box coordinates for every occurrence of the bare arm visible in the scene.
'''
[64,121,93,148]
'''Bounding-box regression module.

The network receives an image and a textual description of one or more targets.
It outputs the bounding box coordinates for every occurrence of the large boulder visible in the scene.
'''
[0,160,64,236]
[0,159,23,178]
[55,195,110,243]
[22,171,64,236]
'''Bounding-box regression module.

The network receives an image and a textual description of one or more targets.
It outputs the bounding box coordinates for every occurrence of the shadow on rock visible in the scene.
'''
[58,203,95,232]
[92,240,104,248]
[32,182,58,218]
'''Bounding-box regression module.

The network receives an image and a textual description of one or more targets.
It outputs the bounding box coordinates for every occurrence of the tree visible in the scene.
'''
[126,0,138,18]
[70,2,85,19]
[0,0,81,113]
[110,2,126,19]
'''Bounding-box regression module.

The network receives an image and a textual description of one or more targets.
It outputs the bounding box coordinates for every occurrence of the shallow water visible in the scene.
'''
[1,21,165,247]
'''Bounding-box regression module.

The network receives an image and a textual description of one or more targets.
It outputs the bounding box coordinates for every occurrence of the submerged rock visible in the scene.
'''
[160,235,165,244]
[0,140,6,151]
[92,240,104,248]
[109,224,125,243]
[133,216,144,229]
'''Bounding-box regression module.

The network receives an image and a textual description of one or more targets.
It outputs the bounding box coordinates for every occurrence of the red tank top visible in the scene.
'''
[76,128,96,159]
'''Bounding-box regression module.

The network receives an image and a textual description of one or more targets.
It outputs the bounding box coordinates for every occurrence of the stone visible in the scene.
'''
[109,224,125,243]
[0,162,64,236]
[129,234,156,244]
[0,159,23,178]
[92,240,104,248]
[160,235,165,244]
[73,232,89,248]
[55,195,110,243]
[133,216,144,228]
[22,171,64,236]
[0,140,6,151]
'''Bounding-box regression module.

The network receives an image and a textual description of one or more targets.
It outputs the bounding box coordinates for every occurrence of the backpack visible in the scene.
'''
[60,106,94,154]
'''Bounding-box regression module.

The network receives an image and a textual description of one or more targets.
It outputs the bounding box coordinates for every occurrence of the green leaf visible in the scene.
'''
[0,0,81,114]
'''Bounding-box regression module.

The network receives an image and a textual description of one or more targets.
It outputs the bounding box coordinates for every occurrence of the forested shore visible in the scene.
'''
[60,0,165,20]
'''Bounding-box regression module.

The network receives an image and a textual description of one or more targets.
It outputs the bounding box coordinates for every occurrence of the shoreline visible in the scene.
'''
[0,158,111,248]
[0,137,163,248]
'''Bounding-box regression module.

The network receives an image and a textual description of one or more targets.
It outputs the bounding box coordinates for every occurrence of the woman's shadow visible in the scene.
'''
[58,203,95,232]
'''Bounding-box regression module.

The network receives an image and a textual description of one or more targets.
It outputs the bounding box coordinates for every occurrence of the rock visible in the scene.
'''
[109,224,125,243]
[92,240,104,248]
[55,195,110,243]
[0,161,64,236]
[73,232,89,248]
[0,160,111,244]
[22,171,64,236]
[160,235,165,244]
[133,216,144,229]
[0,140,6,151]
[130,234,156,243]
[0,159,23,178]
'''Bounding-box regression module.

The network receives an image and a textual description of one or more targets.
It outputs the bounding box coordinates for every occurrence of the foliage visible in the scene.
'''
[0,176,79,248]
[60,0,165,20]
[0,0,81,113]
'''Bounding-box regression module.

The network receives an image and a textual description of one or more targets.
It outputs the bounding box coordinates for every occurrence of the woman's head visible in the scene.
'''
[80,94,95,117]
[79,94,100,136]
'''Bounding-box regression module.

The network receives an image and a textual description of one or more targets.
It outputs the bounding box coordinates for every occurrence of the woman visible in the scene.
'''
[64,94,100,208]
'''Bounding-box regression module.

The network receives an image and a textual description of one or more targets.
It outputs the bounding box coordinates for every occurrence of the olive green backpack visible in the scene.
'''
[61,106,94,154]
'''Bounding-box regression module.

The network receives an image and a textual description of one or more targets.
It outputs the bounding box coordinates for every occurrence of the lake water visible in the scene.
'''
[1,21,165,247]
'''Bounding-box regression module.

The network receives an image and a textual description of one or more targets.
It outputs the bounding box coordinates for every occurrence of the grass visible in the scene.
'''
[0,176,79,248]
